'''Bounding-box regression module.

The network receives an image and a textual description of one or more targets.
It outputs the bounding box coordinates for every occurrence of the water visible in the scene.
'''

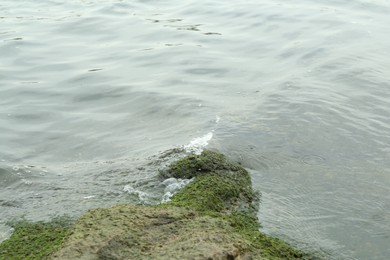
[1,0,390,258]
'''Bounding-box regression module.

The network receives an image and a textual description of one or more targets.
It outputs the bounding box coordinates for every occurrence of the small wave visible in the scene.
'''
[0,225,14,243]
[161,177,193,203]
[123,185,151,202]
[184,132,213,155]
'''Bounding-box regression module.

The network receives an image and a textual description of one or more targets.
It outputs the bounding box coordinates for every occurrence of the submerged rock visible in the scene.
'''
[1,150,310,259]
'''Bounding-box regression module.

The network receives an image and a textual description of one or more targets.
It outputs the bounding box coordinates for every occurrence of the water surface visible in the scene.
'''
[1,0,390,259]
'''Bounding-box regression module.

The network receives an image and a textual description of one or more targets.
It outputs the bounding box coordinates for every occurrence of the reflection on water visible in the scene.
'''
[1,0,390,259]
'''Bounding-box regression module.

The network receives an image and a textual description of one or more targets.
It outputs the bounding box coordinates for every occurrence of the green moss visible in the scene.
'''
[225,212,308,259]
[160,149,243,179]
[160,150,256,213]
[0,150,313,259]
[0,217,71,260]
[167,173,254,212]
[160,150,310,259]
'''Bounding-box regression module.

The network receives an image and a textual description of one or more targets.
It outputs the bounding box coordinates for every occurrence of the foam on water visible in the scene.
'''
[184,132,213,155]
[0,226,14,243]
[123,185,151,202]
[161,177,193,203]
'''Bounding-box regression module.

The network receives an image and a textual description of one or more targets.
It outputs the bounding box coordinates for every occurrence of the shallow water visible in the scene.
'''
[1,0,390,258]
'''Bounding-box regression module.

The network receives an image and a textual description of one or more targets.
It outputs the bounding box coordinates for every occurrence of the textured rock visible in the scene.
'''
[51,205,256,259]
[51,150,307,259]
[1,150,309,259]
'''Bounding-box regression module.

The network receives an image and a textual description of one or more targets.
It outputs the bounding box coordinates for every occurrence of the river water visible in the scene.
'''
[1,0,390,259]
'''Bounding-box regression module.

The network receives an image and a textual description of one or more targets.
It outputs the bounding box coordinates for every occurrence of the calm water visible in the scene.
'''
[1,0,390,258]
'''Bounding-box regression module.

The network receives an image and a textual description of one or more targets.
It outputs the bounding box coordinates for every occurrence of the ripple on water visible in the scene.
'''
[1,0,390,259]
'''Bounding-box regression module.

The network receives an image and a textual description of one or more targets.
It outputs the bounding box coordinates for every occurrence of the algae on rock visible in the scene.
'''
[1,150,310,259]
[51,205,254,259]
[0,217,71,260]
[161,150,258,214]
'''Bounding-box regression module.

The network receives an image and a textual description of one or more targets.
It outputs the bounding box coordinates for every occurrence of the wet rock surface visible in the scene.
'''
[1,150,309,259]
[51,150,307,259]
[52,205,254,260]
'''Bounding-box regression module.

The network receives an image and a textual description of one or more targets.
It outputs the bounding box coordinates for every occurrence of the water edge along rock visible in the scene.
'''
[0,150,310,259]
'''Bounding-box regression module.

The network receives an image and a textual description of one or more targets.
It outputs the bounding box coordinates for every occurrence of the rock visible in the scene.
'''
[1,150,310,259]
[51,205,254,259]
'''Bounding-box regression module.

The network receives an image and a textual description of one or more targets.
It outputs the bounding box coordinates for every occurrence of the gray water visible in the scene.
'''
[1,0,390,259]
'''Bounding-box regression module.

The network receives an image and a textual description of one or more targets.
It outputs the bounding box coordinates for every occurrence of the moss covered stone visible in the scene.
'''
[161,150,258,216]
[158,150,308,259]
[1,150,312,259]
[0,218,71,260]
[161,149,244,179]
[51,205,255,259]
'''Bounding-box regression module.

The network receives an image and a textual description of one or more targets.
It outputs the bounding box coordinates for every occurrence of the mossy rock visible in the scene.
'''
[160,149,244,179]
[160,149,258,213]
[51,205,255,259]
[1,150,312,259]
[0,217,71,260]
[50,204,306,260]
[158,150,307,259]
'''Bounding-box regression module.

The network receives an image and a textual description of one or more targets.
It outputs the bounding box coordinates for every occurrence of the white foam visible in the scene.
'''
[0,225,14,243]
[123,185,150,202]
[184,132,213,155]
[21,179,32,185]
[161,178,193,203]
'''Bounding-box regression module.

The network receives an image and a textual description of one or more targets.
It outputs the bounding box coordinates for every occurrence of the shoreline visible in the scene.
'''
[0,150,312,259]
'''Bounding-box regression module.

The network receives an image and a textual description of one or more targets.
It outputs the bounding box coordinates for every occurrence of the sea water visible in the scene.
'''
[1,0,390,259]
